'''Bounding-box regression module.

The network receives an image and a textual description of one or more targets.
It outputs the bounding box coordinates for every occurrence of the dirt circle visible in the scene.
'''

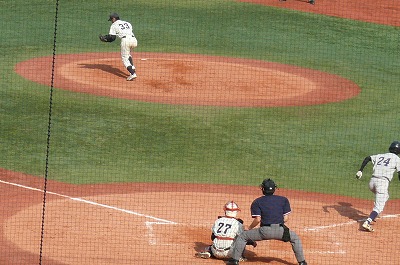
[1,169,400,265]
[15,52,360,107]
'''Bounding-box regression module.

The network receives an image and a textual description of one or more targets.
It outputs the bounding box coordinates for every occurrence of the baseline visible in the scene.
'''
[0,179,176,225]
[304,214,400,232]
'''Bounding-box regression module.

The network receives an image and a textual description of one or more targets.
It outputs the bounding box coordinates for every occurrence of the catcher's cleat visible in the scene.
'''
[239,256,248,262]
[127,73,137,81]
[362,221,374,232]
[309,0,315,4]
[299,261,308,265]
[195,252,211,259]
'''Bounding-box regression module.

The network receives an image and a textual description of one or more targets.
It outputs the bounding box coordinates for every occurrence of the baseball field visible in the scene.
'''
[1,0,400,264]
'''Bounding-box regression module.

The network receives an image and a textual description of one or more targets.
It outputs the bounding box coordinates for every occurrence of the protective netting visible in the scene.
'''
[1,0,399,264]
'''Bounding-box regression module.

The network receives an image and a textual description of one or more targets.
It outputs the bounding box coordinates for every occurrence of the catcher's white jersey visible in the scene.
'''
[370,152,400,181]
[109,20,134,39]
[211,216,243,251]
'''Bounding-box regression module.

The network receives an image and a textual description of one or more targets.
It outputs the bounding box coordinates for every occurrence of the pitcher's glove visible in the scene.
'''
[99,34,108,42]
[99,34,116,42]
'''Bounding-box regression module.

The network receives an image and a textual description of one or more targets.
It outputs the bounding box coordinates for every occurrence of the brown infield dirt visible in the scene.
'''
[5,1,400,264]
[16,52,360,107]
[1,169,400,265]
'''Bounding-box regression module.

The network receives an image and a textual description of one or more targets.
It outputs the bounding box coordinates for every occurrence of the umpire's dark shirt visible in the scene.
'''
[250,195,291,226]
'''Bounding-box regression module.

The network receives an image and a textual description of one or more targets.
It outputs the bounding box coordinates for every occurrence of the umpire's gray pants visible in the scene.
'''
[231,224,305,262]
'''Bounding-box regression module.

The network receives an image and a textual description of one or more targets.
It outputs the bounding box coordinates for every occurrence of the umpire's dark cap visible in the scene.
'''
[108,13,120,21]
[260,178,277,195]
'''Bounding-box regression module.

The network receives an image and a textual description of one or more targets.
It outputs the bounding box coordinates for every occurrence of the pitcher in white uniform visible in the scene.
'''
[99,13,138,81]
[356,141,400,232]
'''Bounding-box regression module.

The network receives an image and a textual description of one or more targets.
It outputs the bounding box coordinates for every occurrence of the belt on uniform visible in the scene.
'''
[262,224,283,227]
[215,236,235,240]
[372,176,390,181]
[122,35,134,38]
[211,245,230,251]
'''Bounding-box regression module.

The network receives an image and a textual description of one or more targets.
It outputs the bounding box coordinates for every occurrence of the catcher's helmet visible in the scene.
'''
[224,201,240,217]
[260,178,277,195]
[389,141,400,155]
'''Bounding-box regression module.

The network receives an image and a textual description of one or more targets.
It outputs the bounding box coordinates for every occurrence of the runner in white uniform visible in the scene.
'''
[195,201,256,260]
[356,141,400,232]
[99,13,138,81]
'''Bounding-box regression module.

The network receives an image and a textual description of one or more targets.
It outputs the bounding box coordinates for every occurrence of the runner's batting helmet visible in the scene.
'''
[260,178,277,195]
[389,141,400,155]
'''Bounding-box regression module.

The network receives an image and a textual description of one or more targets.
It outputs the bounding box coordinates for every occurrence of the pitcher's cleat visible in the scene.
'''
[127,73,137,81]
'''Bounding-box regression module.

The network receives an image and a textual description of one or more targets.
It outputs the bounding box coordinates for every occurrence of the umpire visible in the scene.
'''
[227,178,308,265]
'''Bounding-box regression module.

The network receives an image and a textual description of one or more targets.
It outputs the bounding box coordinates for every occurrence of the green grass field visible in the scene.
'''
[1,0,399,199]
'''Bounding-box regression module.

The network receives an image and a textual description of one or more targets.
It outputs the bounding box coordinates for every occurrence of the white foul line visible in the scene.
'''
[304,220,356,232]
[304,214,400,232]
[0,179,176,225]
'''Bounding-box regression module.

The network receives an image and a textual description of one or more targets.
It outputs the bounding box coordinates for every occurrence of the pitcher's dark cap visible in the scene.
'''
[108,13,120,21]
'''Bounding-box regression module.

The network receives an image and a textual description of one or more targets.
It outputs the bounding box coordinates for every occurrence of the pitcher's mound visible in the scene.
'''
[16,52,360,107]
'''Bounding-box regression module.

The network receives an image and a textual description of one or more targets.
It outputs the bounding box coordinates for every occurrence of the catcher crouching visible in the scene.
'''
[195,201,256,261]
